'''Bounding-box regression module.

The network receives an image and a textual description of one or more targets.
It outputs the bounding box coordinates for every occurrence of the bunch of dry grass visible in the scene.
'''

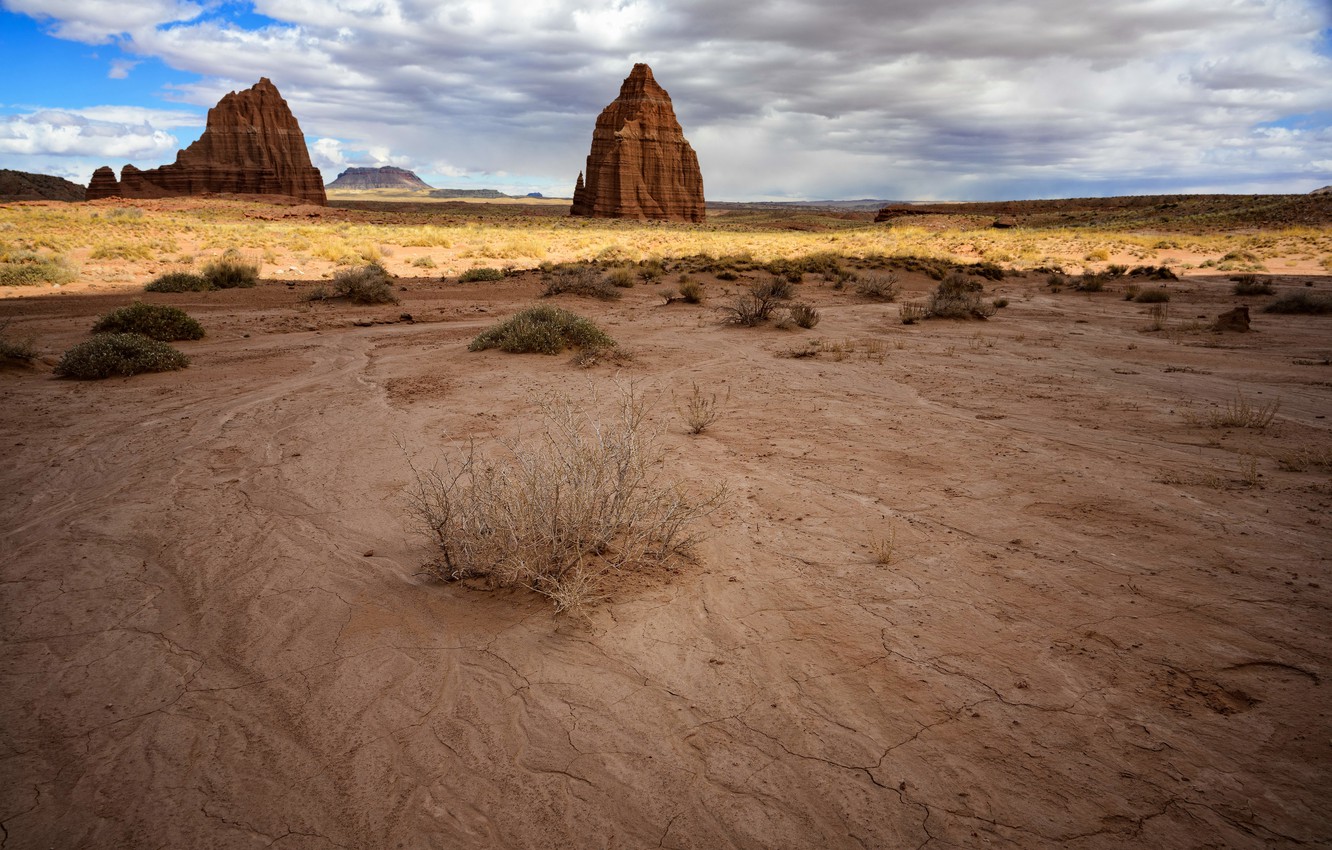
[927,273,995,319]
[854,271,899,300]
[410,385,725,613]
[675,381,729,434]
[1183,390,1280,429]
[542,264,620,300]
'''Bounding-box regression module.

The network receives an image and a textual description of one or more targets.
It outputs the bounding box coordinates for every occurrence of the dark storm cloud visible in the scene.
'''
[4,0,1330,198]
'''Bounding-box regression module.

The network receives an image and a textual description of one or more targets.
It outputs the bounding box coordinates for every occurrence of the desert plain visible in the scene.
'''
[1,193,1330,848]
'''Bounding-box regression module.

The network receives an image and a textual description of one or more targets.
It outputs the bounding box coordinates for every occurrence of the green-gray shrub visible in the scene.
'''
[1263,290,1332,314]
[144,271,211,292]
[201,253,259,289]
[470,305,615,354]
[92,302,204,341]
[927,273,995,319]
[542,265,619,300]
[330,262,397,303]
[1134,288,1171,303]
[459,267,505,282]
[0,251,76,287]
[55,333,189,379]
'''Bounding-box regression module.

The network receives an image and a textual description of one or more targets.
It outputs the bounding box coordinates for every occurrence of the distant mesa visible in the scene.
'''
[86,78,326,205]
[0,169,85,202]
[526,192,544,198]
[428,188,509,199]
[326,166,432,190]
[570,63,705,223]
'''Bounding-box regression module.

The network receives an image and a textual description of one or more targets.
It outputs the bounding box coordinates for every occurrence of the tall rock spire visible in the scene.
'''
[86,78,326,205]
[570,64,705,222]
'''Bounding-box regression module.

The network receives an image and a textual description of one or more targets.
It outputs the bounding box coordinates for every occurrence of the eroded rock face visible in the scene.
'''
[1212,305,1251,332]
[0,169,86,202]
[326,166,432,190]
[570,64,704,223]
[85,78,326,205]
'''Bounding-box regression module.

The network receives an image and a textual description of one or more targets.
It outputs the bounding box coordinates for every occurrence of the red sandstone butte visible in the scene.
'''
[570,64,704,223]
[86,78,326,205]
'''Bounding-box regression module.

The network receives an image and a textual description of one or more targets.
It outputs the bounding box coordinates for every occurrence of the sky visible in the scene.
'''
[1,0,1330,202]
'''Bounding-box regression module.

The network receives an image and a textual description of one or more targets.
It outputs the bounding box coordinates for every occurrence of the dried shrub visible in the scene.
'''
[0,250,76,287]
[55,333,189,379]
[469,305,615,354]
[607,268,637,288]
[542,264,620,300]
[723,294,773,326]
[678,277,704,303]
[854,271,899,300]
[0,320,35,362]
[1134,288,1171,303]
[144,271,210,292]
[201,251,260,289]
[92,302,204,341]
[459,266,505,282]
[330,262,398,303]
[1263,290,1332,314]
[927,273,995,319]
[900,303,926,324]
[787,302,820,329]
[675,381,729,434]
[750,276,794,301]
[1129,265,1178,280]
[409,386,725,614]
[1183,390,1280,429]
[1230,274,1273,296]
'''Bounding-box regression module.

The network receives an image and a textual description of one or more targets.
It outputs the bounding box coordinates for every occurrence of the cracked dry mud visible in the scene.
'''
[2,269,1329,849]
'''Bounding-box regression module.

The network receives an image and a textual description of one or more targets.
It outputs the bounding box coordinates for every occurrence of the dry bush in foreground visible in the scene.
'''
[411,386,725,613]
[55,333,189,379]
[469,305,615,354]
[542,264,620,300]
[328,262,398,303]
[0,320,36,362]
[854,271,899,300]
[144,271,210,293]
[675,381,729,434]
[926,273,995,319]
[1264,290,1332,314]
[1184,390,1280,429]
[201,251,260,289]
[92,302,204,341]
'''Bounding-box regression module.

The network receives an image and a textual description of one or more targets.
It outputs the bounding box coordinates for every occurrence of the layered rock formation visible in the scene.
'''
[0,169,86,202]
[86,78,325,205]
[570,64,704,222]
[326,166,432,190]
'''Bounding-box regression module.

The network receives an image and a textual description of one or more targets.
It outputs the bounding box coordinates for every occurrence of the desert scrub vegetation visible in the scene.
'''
[144,271,211,292]
[675,381,729,434]
[542,263,620,300]
[410,386,725,613]
[0,320,36,363]
[1134,287,1171,303]
[786,302,820,329]
[0,249,76,287]
[677,277,704,303]
[1183,390,1280,429]
[854,271,899,300]
[1230,274,1274,296]
[458,266,505,282]
[91,302,204,341]
[469,305,615,355]
[55,333,189,379]
[1263,290,1332,315]
[722,277,794,326]
[201,251,260,289]
[925,273,996,319]
[312,262,398,304]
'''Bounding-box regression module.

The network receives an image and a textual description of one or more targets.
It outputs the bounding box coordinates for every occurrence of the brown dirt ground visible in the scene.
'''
[2,263,1330,849]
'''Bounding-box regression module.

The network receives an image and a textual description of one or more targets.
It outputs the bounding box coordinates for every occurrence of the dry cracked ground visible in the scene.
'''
[2,267,1330,848]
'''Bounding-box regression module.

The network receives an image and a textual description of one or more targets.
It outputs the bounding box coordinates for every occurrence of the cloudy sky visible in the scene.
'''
[1,0,1329,201]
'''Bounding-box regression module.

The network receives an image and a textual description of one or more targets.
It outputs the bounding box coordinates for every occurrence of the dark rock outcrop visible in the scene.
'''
[86,78,325,205]
[326,166,432,190]
[570,64,704,223]
[1211,306,1251,332]
[0,169,86,202]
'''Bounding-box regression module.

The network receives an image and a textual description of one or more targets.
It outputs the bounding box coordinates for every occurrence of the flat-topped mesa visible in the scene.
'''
[570,63,705,223]
[326,166,433,190]
[85,78,326,205]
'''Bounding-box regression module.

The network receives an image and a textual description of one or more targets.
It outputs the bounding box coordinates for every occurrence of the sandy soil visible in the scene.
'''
[2,266,1330,848]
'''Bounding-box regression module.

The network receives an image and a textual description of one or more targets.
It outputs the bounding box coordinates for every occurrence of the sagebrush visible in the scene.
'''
[55,333,189,379]
[92,302,204,341]
[411,386,725,613]
[470,305,615,354]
